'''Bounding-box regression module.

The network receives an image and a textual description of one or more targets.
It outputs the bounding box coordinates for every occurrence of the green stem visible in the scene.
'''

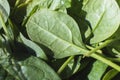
[57,39,120,74]
[84,39,115,57]
[91,53,120,71]
[85,39,120,71]
[86,42,120,71]
[12,0,31,15]
[0,14,14,47]
[17,0,31,9]
[86,45,102,54]
[57,56,74,74]
[0,13,9,37]
[11,0,21,15]
[14,0,21,7]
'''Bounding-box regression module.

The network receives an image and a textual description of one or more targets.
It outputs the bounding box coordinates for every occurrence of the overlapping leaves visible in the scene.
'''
[0,0,120,80]
[82,0,120,43]
[0,0,10,29]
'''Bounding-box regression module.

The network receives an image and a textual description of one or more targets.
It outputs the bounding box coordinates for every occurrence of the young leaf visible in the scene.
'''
[88,60,108,80]
[19,56,61,80]
[0,0,10,29]
[61,0,71,8]
[26,0,62,16]
[26,9,86,58]
[82,0,120,43]
[0,35,10,64]
[102,69,119,80]
[23,0,67,27]
[20,33,48,60]
[26,0,52,15]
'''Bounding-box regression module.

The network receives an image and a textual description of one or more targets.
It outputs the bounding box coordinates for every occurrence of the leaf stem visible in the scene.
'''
[57,56,74,74]
[84,39,120,71]
[91,53,120,71]
[57,39,119,74]
[86,45,102,54]
[0,13,9,37]
[17,0,32,9]
[14,0,21,7]
[84,39,115,57]
[11,0,21,15]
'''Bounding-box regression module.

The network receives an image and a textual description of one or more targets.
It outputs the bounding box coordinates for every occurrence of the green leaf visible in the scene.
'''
[0,35,10,64]
[23,0,67,26]
[88,60,108,80]
[26,9,86,58]
[0,0,10,29]
[61,0,71,8]
[26,0,63,16]
[26,0,52,15]
[82,0,120,43]
[19,56,61,80]
[20,33,48,60]
[102,69,119,80]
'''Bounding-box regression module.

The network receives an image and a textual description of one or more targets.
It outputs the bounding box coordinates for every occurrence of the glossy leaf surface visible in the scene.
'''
[82,0,120,43]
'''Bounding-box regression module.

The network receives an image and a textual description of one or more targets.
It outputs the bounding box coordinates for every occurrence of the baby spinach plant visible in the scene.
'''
[0,0,120,80]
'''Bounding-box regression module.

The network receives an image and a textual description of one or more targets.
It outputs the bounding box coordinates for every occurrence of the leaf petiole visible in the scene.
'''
[0,13,9,38]
[84,39,116,57]
[57,56,75,74]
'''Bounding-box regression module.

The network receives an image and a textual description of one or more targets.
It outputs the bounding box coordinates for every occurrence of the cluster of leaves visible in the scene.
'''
[0,0,120,80]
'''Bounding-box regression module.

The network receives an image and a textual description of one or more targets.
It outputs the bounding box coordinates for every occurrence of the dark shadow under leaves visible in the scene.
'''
[67,0,93,44]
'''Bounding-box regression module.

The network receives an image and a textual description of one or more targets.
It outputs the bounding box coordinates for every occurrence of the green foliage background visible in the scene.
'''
[0,0,120,80]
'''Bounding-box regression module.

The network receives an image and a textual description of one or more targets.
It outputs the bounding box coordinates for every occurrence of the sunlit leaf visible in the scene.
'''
[82,0,120,43]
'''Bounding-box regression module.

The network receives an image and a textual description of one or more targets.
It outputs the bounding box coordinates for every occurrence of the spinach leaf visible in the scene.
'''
[0,35,10,64]
[102,69,119,80]
[20,33,48,60]
[62,0,71,8]
[1,0,120,80]
[0,0,10,29]
[26,0,53,15]
[26,9,86,58]
[88,60,108,80]
[0,37,21,80]
[26,0,63,16]
[82,0,120,44]
[18,56,61,80]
